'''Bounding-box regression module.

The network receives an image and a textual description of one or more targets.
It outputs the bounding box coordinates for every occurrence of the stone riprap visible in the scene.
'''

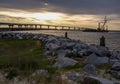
[83,64,97,75]
[0,32,120,84]
[84,76,119,84]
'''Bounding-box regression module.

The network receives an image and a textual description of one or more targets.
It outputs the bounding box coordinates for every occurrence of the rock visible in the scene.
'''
[16,34,23,39]
[67,74,81,81]
[110,51,119,59]
[34,69,48,75]
[53,57,78,68]
[45,43,60,51]
[58,37,71,42]
[110,59,120,65]
[1,33,9,38]
[43,50,52,56]
[77,49,89,57]
[117,53,120,60]
[0,72,6,83]
[83,64,97,75]
[110,51,120,60]
[110,58,120,79]
[85,53,109,65]
[47,36,58,43]
[56,49,73,57]
[73,43,82,50]
[97,46,110,56]
[88,45,110,57]
[65,42,75,48]
[73,42,88,50]
[32,35,39,39]
[88,45,98,53]
[0,34,2,38]
[56,50,67,57]
[112,62,120,71]
[109,70,120,79]
[60,41,75,49]
[84,76,118,84]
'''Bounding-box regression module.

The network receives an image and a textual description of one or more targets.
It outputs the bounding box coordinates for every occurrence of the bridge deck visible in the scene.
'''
[0,22,92,31]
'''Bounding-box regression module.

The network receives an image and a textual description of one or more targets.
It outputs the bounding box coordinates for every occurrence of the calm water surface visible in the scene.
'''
[12,30,120,51]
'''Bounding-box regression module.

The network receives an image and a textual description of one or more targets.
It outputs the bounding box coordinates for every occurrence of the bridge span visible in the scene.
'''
[0,22,86,31]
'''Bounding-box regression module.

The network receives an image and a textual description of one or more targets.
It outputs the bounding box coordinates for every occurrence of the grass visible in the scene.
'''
[0,38,56,77]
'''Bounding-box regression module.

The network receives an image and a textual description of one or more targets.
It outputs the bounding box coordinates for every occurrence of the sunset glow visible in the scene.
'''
[31,13,62,21]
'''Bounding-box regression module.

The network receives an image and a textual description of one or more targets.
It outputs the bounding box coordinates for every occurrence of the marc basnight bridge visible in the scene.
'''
[0,22,85,31]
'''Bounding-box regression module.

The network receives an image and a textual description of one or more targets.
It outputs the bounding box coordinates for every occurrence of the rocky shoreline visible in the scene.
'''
[0,32,120,84]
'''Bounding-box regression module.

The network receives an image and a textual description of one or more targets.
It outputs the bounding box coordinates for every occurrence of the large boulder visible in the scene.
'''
[56,49,72,57]
[15,33,23,39]
[66,42,75,48]
[110,51,120,60]
[84,76,119,84]
[83,64,97,75]
[88,45,99,54]
[32,35,39,39]
[110,59,120,65]
[46,36,58,43]
[75,42,88,49]
[61,42,75,49]
[77,49,90,57]
[67,74,82,81]
[98,46,110,56]
[53,57,78,68]
[85,53,109,65]
[112,62,120,71]
[45,43,60,51]
[109,62,120,79]
[109,70,120,79]
[88,45,110,56]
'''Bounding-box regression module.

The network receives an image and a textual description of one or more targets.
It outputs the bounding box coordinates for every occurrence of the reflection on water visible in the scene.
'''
[9,30,120,51]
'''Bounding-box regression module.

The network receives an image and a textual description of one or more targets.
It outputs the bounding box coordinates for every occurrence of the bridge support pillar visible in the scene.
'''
[9,25,14,28]
[62,26,64,30]
[39,25,42,29]
[68,27,70,30]
[8,24,14,31]
[55,26,57,30]
[74,27,76,30]
[48,25,50,29]
[24,25,28,28]
[18,25,22,28]
[30,25,33,28]
[35,25,37,29]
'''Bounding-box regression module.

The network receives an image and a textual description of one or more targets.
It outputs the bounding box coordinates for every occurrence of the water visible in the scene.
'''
[11,30,120,51]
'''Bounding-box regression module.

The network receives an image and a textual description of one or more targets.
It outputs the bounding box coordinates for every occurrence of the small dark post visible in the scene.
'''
[100,36,105,46]
[65,32,68,38]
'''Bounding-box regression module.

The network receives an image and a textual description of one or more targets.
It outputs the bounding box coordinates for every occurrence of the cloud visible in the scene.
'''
[0,14,30,23]
[0,0,120,15]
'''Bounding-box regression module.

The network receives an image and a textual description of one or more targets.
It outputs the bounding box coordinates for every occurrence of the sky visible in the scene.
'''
[0,0,120,30]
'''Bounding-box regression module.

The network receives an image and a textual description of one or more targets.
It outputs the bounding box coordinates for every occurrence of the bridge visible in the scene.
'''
[0,22,86,31]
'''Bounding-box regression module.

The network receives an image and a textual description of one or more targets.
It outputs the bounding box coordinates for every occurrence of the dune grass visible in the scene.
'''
[0,38,56,77]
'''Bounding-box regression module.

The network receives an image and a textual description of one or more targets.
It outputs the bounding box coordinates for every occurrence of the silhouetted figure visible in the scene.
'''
[100,36,105,46]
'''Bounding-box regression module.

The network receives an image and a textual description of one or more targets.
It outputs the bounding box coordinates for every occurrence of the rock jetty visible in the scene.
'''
[0,32,120,84]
